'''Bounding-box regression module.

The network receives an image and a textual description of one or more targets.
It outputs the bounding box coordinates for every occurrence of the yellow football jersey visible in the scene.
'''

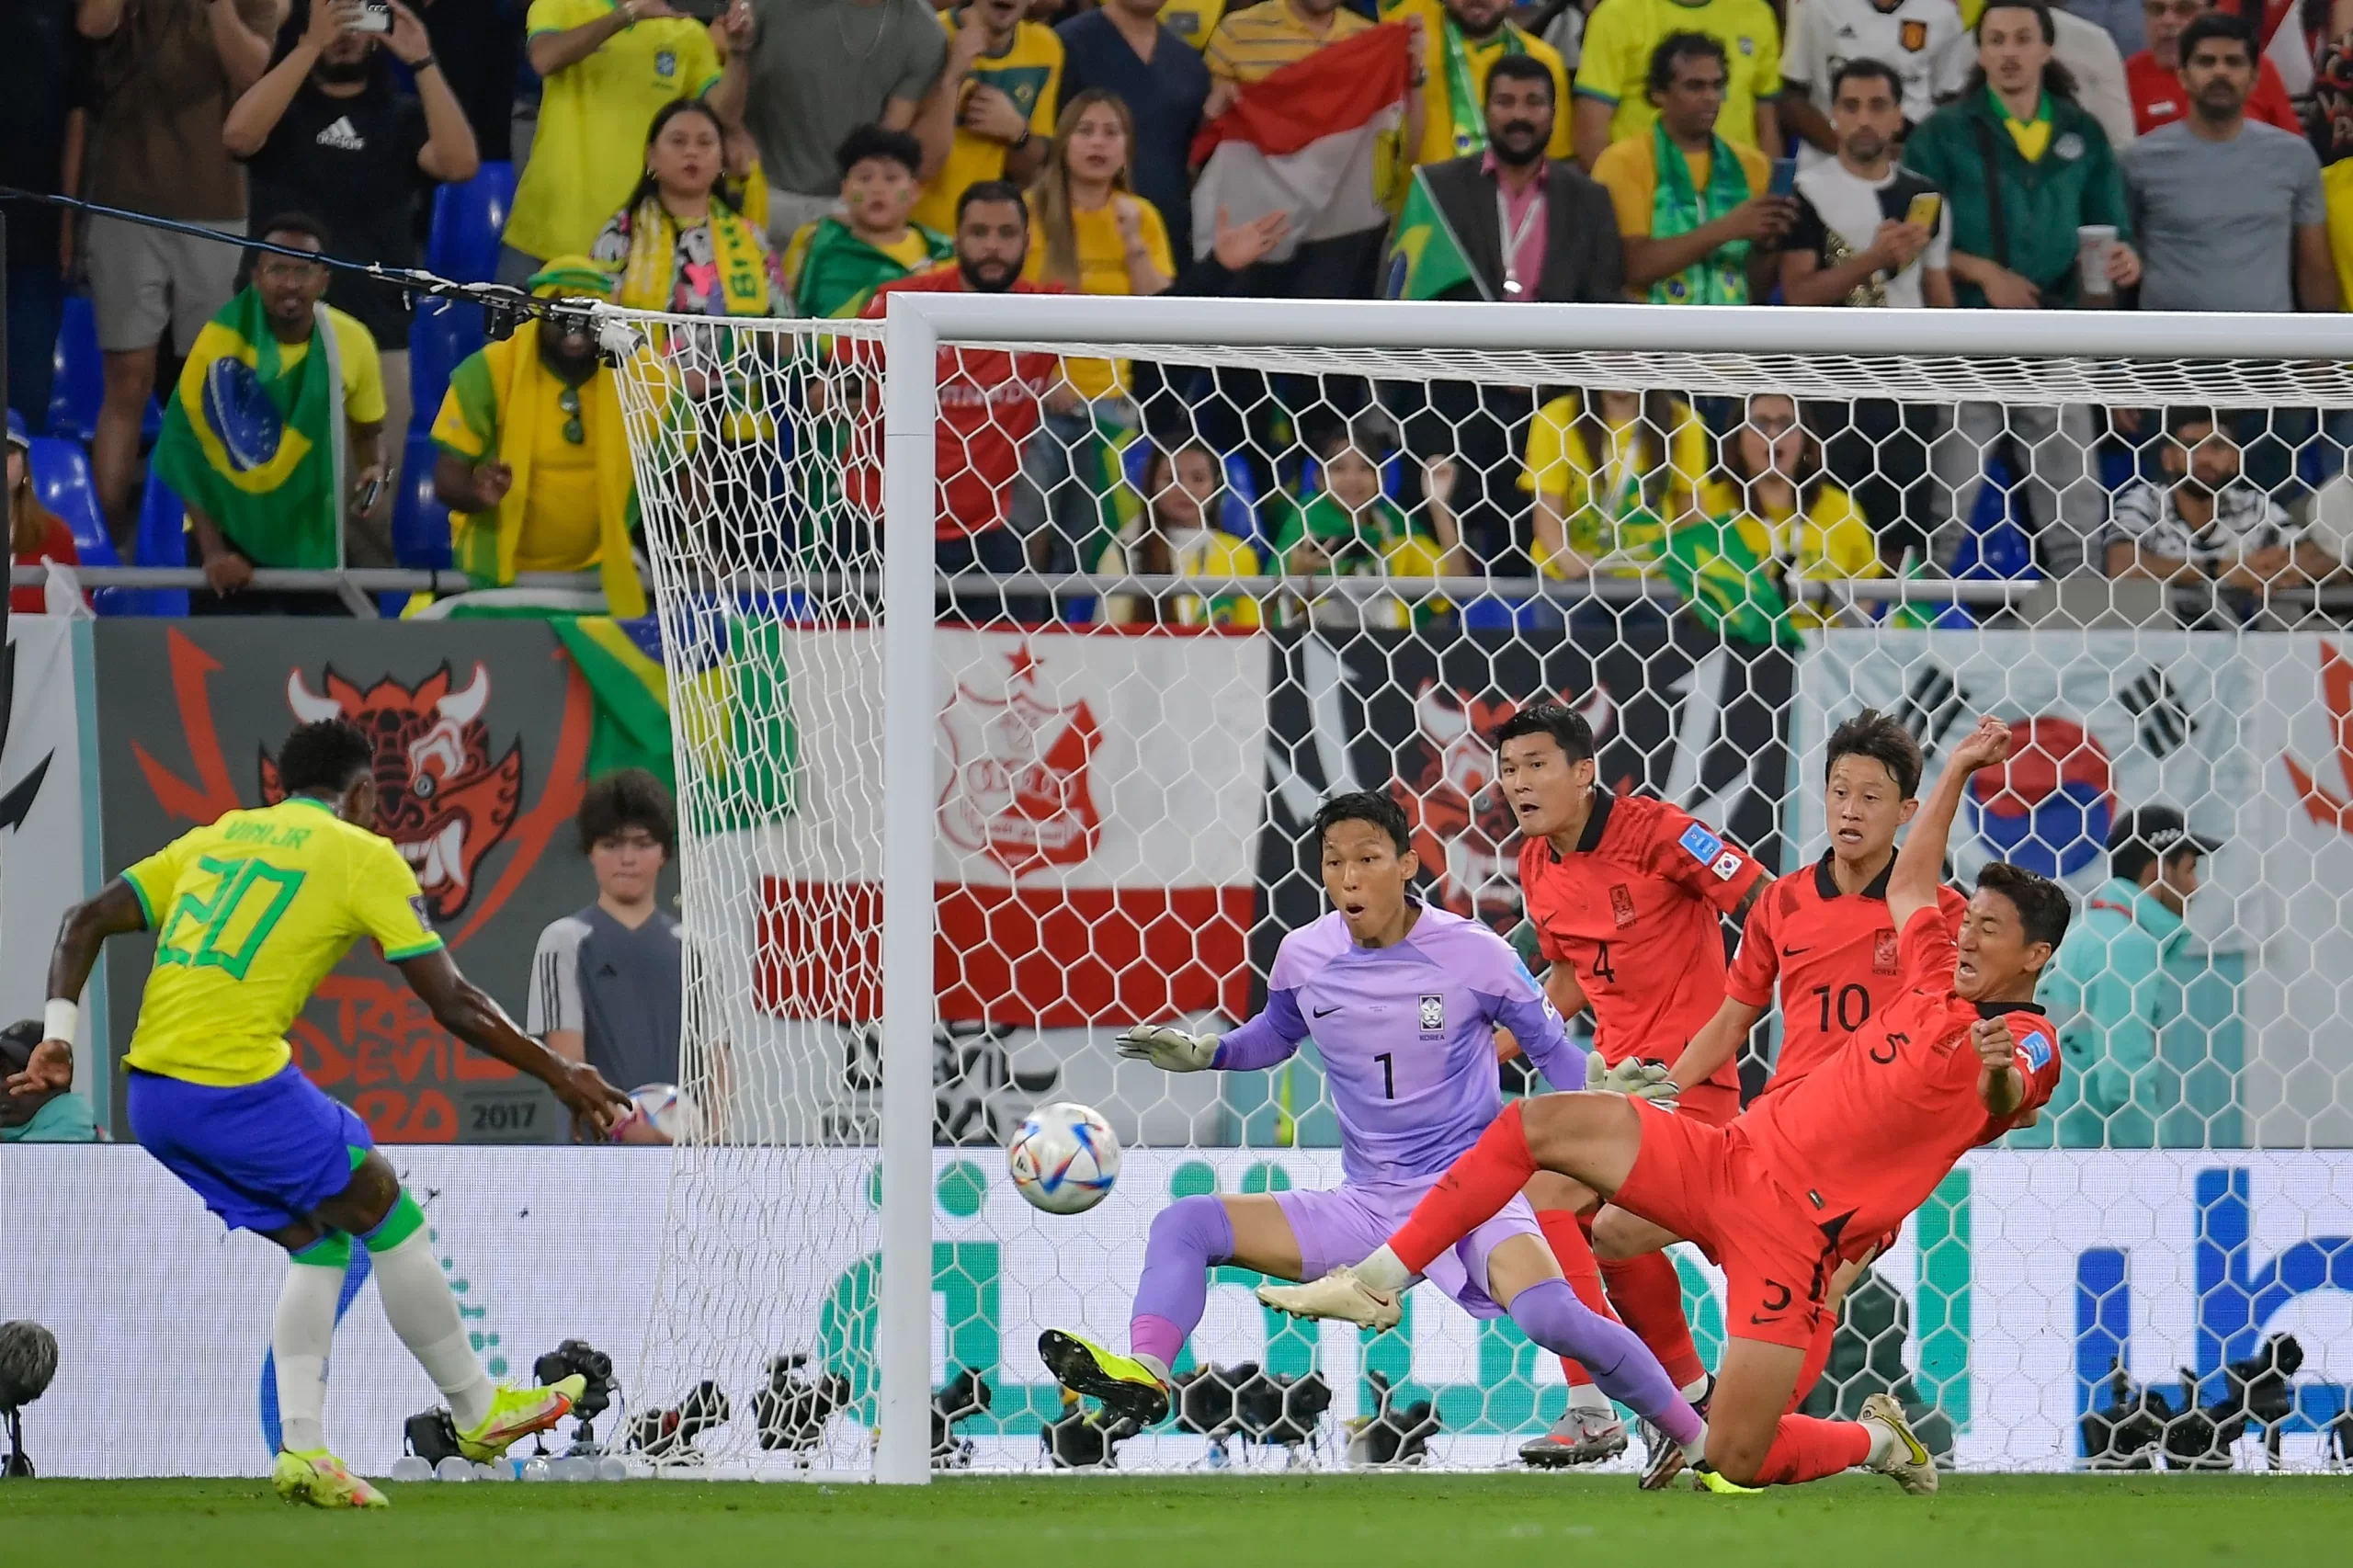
[120,797,445,1088]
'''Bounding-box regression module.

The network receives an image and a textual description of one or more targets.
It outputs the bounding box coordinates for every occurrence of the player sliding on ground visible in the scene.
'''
[6,719,635,1509]
[1040,790,1706,1485]
[1491,702,1768,1466]
[1592,710,1971,1411]
[1258,717,2067,1494]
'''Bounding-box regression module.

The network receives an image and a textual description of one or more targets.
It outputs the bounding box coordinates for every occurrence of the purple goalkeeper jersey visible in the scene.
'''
[1215,904,1586,1185]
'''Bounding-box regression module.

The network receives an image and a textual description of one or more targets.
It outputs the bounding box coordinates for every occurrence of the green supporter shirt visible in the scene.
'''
[1901,86,2130,308]
[2014,875,2183,1149]
[1,1091,100,1142]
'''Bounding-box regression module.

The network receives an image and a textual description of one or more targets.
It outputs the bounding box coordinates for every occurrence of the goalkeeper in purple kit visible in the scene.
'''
[1040,791,1704,1484]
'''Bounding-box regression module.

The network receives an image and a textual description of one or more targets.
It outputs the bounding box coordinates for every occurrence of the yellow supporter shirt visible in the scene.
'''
[263,305,390,426]
[1205,0,1373,83]
[910,13,1063,236]
[1022,193,1176,402]
[1592,131,1770,234]
[427,369,605,574]
[1521,392,1709,572]
[1696,474,1885,628]
[1574,0,1782,150]
[1383,0,1574,167]
[120,797,445,1088]
[506,0,723,262]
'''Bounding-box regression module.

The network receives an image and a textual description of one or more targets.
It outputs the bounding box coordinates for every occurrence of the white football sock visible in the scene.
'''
[1356,1245,1411,1294]
[271,1259,341,1455]
[1132,1352,1173,1385]
[1862,1416,1899,1467]
[1679,1374,1712,1405]
[1565,1383,1615,1418]
[370,1227,495,1431]
[1682,1419,1709,1463]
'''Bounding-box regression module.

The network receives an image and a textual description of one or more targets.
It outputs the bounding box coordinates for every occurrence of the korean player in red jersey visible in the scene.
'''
[1488,702,1768,1465]
[1260,716,2068,1494]
[1595,710,1971,1408]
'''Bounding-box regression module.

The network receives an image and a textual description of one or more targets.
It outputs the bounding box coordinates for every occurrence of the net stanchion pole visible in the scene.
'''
[875,297,940,1485]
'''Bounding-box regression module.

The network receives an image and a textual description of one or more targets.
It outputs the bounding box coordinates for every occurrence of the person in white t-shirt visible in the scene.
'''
[1780,0,1969,166]
[1782,58,1953,306]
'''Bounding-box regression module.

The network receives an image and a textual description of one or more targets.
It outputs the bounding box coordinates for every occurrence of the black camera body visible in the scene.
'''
[627,1380,732,1463]
[2080,1335,2306,1471]
[1347,1370,1438,1468]
[532,1337,619,1456]
[753,1353,851,1459]
[932,1368,994,1470]
[1042,1392,1141,1470]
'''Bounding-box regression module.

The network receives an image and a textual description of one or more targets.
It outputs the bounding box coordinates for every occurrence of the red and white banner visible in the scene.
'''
[755,629,1268,1028]
[1188,23,1412,263]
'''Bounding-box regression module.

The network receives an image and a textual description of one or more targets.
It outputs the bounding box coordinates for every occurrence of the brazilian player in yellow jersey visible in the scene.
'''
[6,720,633,1508]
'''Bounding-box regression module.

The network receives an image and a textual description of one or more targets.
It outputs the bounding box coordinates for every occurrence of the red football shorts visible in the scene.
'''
[1609,1099,1839,1350]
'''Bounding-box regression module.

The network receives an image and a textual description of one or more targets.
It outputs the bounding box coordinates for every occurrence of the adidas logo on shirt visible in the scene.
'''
[314,116,366,152]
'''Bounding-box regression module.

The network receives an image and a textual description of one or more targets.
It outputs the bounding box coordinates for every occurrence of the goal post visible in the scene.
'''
[601,290,2353,1483]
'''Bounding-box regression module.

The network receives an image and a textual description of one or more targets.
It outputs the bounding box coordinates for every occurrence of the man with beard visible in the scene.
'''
[1392,57,1620,574]
[1388,0,1573,168]
[857,182,1071,621]
[225,0,479,562]
[430,260,649,617]
[1782,60,1951,310]
[2122,9,2334,315]
[2103,405,2339,592]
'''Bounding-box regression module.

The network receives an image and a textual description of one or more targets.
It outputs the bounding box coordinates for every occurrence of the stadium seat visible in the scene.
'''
[47,294,162,447]
[408,295,485,438]
[1115,442,1264,553]
[392,427,453,570]
[26,435,140,616]
[1949,452,2041,582]
[128,459,191,618]
[426,162,518,284]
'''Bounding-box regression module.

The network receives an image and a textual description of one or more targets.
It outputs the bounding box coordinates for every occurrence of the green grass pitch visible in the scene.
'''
[4,1473,2348,1567]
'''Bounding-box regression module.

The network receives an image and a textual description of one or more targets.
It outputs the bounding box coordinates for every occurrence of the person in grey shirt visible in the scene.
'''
[710,0,949,248]
[528,768,709,1142]
[2123,10,2336,313]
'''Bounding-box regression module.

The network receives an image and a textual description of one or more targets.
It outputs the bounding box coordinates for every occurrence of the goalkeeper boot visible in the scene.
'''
[1039,1330,1170,1426]
[454,1373,585,1463]
[272,1449,389,1510]
[1860,1392,1939,1495]
[1256,1267,1403,1332]
[1640,1372,1712,1466]
[1518,1410,1629,1469]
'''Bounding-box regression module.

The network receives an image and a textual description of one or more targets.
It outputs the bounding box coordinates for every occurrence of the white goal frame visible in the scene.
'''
[854,292,2353,1484]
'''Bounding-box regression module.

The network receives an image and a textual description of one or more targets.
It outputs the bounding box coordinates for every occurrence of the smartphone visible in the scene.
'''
[357,476,385,514]
[1905,192,1943,231]
[347,0,392,33]
[1768,157,1798,199]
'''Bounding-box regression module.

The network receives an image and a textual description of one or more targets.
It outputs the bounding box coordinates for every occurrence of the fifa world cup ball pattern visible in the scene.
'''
[1007,1101,1120,1215]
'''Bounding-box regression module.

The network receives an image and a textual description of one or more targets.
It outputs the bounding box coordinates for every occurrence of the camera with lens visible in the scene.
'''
[533,1337,618,1456]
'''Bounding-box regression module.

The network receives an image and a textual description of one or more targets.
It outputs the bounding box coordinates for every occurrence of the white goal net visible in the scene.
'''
[600,296,2353,1480]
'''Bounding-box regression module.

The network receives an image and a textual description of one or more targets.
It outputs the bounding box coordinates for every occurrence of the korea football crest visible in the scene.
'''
[1420,994,1446,1033]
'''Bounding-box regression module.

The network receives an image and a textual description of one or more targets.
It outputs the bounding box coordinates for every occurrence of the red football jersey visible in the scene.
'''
[847,268,1064,540]
[1518,790,1768,1114]
[1739,905,2062,1251]
[1726,853,1971,1094]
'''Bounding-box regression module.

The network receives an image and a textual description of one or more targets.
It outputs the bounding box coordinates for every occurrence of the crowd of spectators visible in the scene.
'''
[10,0,2353,630]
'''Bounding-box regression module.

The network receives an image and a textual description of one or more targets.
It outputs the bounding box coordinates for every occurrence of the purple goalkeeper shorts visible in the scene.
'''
[1275,1177,1540,1319]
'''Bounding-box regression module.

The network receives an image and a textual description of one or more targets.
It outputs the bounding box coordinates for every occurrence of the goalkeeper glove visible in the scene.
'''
[1586,1052,1680,1106]
[1117,1024,1221,1074]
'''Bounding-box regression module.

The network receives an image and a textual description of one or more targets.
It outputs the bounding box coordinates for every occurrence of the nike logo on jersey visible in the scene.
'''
[1312,1005,1342,1018]
[1782,944,1812,956]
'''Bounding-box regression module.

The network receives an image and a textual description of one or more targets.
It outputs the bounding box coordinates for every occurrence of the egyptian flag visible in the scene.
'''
[1188,23,1413,287]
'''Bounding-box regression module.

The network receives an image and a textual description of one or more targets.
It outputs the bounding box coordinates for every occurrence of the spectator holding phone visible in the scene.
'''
[1781,59,1953,309]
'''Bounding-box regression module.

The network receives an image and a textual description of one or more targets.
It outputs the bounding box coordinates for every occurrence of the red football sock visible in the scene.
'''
[1392,1102,1536,1276]
[1753,1415,1873,1485]
[1787,1311,1839,1414]
[1599,1250,1707,1390]
[1537,1208,1617,1389]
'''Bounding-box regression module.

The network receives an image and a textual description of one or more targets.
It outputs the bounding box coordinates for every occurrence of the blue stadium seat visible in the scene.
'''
[1949,452,2041,582]
[408,295,485,437]
[1118,443,1264,553]
[426,162,518,284]
[392,427,453,570]
[129,459,191,618]
[25,435,141,615]
[47,294,163,447]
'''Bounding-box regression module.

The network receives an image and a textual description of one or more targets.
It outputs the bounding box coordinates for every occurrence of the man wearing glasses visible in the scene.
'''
[429,258,649,618]
[154,215,389,617]
[2123,0,2301,134]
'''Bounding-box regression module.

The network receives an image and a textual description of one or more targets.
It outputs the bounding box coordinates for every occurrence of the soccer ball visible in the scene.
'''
[616,1083,699,1143]
[1007,1101,1120,1215]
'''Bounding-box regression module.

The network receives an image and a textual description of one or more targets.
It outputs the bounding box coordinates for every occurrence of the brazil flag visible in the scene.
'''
[1383,168,1487,302]
[153,288,344,569]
